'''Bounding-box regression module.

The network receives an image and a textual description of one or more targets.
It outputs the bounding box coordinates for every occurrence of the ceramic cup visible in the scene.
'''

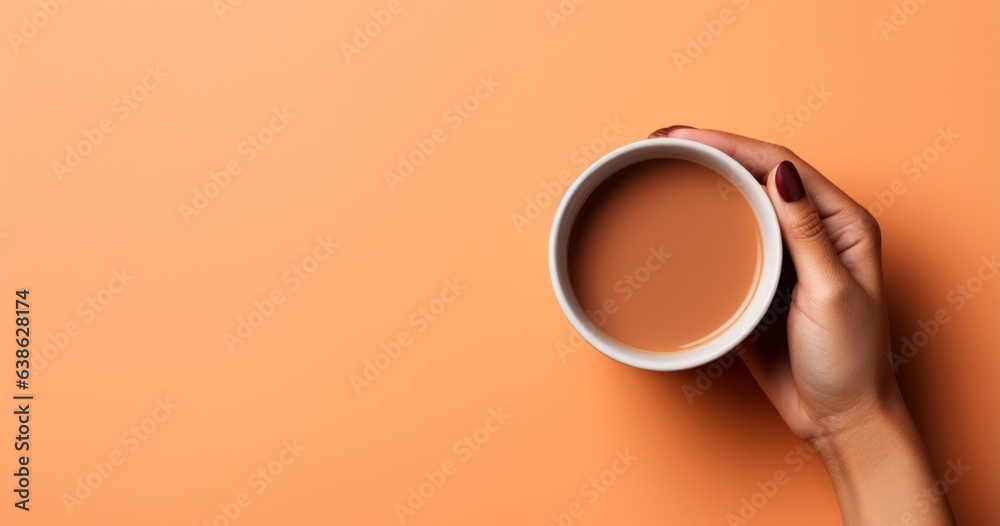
[548,138,783,371]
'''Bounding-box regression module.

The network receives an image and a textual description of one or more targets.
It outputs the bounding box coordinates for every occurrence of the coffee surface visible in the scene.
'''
[568,159,762,352]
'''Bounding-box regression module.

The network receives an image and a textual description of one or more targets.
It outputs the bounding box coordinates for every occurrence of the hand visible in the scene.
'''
[648,126,956,525]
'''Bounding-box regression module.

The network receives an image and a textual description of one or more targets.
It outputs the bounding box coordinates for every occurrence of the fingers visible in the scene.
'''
[650,126,797,183]
[648,126,847,213]
[649,125,885,296]
[765,161,852,294]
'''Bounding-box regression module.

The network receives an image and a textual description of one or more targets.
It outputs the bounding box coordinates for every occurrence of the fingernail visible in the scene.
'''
[648,125,694,138]
[775,161,805,202]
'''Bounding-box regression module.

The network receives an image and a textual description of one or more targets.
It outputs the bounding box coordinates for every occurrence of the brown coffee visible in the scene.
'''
[567,159,762,352]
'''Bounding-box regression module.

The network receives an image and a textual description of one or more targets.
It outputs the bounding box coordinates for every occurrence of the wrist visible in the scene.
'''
[807,386,956,525]
[807,385,913,467]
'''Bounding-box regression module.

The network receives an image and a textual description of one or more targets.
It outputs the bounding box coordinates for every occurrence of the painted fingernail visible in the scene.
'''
[648,125,694,138]
[775,161,805,203]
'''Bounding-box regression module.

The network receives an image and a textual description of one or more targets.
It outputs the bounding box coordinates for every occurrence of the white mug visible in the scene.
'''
[548,138,783,371]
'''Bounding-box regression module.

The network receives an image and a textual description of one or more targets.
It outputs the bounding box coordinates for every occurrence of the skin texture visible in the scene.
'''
[648,127,957,525]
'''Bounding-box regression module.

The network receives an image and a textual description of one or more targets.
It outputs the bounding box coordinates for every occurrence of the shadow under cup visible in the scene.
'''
[549,139,782,371]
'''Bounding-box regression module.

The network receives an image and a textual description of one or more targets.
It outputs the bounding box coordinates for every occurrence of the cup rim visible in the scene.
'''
[548,138,783,371]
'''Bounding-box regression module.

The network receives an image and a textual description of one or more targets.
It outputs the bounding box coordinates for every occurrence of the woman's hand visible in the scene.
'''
[649,126,956,525]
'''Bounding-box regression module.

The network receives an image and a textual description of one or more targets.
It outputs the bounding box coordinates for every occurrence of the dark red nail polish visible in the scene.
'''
[775,161,805,202]
[649,125,694,138]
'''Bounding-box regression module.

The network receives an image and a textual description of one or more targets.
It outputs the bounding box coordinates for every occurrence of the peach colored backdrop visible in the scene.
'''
[1,0,996,524]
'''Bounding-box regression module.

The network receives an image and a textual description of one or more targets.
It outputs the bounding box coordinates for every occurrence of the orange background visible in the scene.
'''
[1,0,997,524]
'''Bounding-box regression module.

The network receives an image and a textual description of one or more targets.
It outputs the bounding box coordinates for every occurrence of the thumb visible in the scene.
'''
[766,161,849,291]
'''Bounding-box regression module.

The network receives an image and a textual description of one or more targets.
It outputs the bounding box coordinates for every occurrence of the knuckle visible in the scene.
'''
[771,143,795,159]
[860,209,882,239]
[790,210,827,244]
[851,208,882,253]
[812,278,852,306]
